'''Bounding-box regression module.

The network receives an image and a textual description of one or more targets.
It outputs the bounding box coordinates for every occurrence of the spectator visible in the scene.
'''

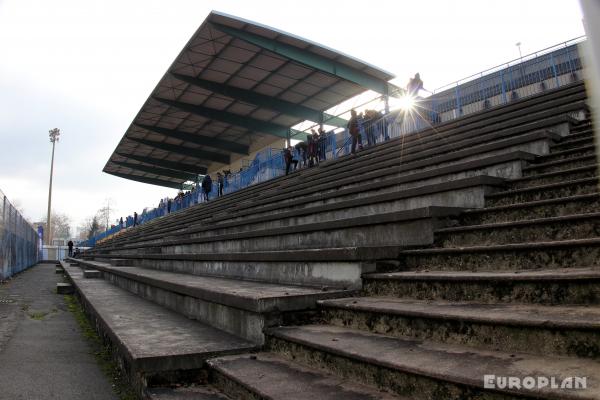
[306,129,318,167]
[133,211,138,226]
[119,217,123,228]
[364,109,380,146]
[67,240,74,257]
[201,174,212,201]
[407,73,424,97]
[73,248,80,258]
[318,128,327,161]
[312,130,321,165]
[295,141,308,168]
[347,109,360,154]
[283,146,298,175]
[217,172,225,197]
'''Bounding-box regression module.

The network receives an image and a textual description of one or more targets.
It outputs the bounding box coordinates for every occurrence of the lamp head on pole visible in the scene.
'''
[49,128,60,143]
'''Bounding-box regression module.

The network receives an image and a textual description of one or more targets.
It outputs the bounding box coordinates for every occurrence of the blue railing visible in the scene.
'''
[0,189,39,278]
[82,37,586,247]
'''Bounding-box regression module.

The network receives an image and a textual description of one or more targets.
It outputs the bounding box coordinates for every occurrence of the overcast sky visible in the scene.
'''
[0,0,585,235]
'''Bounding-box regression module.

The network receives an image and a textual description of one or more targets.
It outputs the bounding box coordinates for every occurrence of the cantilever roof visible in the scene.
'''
[104,11,398,188]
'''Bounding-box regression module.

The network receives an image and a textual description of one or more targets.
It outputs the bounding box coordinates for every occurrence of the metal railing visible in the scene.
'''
[0,189,39,278]
[82,37,586,247]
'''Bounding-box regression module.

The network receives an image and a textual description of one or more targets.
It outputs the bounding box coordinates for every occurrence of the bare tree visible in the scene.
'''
[96,198,115,230]
[41,212,71,240]
[87,216,101,240]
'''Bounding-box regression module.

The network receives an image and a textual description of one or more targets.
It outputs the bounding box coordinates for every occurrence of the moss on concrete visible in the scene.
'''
[64,294,137,400]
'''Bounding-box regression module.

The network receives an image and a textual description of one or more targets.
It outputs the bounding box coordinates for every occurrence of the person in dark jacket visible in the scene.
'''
[283,147,298,175]
[67,240,74,257]
[217,172,224,197]
[201,175,212,201]
[348,109,360,154]
[133,211,138,226]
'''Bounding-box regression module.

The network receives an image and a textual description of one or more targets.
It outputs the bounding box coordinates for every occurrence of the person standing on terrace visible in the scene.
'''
[407,73,424,97]
[283,146,298,175]
[217,172,224,197]
[201,174,212,201]
[348,109,360,155]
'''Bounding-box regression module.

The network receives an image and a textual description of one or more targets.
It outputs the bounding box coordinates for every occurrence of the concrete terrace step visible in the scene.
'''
[248,129,557,210]
[362,267,600,304]
[95,176,506,253]
[207,353,402,400]
[83,246,402,290]
[523,154,597,176]
[508,165,598,189]
[266,324,600,400]
[186,175,505,231]
[550,136,595,151]
[61,264,257,395]
[97,111,575,249]
[95,88,588,250]
[397,238,600,271]
[108,208,465,254]
[320,91,584,172]
[103,154,531,249]
[434,212,600,247]
[460,193,600,225]
[559,130,595,142]
[318,297,600,358]
[99,123,559,249]
[83,263,353,343]
[535,144,597,163]
[146,386,232,400]
[485,177,599,207]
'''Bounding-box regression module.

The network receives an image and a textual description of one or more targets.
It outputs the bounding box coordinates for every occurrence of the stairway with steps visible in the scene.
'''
[62,82,600,399]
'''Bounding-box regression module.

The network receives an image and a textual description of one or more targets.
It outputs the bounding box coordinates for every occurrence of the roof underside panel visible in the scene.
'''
[104,11,395,188]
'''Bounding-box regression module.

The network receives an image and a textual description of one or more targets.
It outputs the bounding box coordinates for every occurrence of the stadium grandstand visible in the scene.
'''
[64,11,600,400]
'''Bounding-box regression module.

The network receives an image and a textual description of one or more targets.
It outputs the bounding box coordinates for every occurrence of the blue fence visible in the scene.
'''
[82,37,587,247]
[0,189,39,279]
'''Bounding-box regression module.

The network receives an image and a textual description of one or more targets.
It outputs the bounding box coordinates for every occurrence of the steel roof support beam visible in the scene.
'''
[115,152,207,175]
[210,22,394,95]
[111,160,198,181]
[128,137,230,164]
[134,122,249,155]
[153,96,289,138]
[106,171,183,189]
[170,72,348,128]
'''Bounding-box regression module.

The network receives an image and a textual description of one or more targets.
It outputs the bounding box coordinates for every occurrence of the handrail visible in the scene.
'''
[433,36,586,94]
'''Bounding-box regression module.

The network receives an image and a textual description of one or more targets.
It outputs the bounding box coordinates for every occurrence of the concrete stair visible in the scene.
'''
[265,325,600,400]
[69,83,600,399]
[207,353,402,400]
[363,268,600,304]
[318,297,600,358]
[62,263,258,395]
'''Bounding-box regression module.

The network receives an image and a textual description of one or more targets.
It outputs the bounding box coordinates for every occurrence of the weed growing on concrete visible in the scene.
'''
[28,311,49,320]
[64,295,137,400]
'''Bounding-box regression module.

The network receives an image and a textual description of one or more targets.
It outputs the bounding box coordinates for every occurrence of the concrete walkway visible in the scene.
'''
[0,263,117,400]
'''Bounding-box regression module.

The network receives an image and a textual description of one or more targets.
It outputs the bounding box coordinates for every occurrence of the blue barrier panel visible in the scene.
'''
[0,189,39,279]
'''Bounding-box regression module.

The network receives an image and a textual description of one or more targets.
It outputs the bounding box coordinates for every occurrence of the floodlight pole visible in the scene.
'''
[46,128,60,245]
